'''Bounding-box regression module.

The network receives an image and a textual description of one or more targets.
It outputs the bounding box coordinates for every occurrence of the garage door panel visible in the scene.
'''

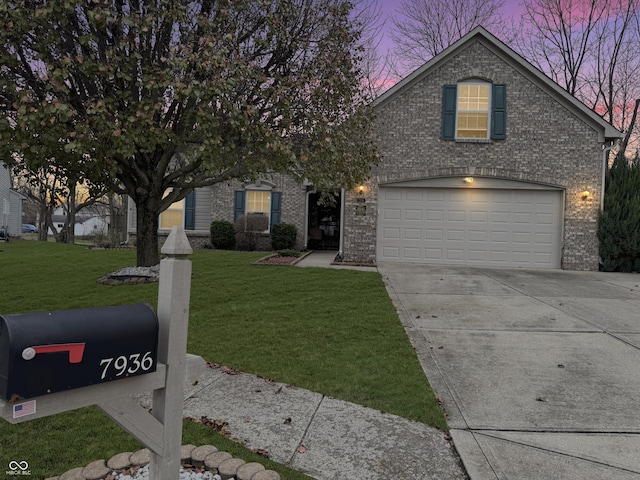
[426,229,443,240]
[469,230,488,242]
[383,208,401,220]
[404,228,422,240]
[406,190,423,201]
[377,186,562,268]
[448,210,466,222]
[427,210,444,220]
[404,209,422,221]
[470,211,488,222]
[404,247,421,259]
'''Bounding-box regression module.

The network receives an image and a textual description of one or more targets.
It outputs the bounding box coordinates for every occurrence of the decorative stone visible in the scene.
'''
[236,462,266,480]
[181,444,197,463]
[107,452,132,470]
[59,467,84,480]
[204,451,232,470]
[129,448,151,466]
[218,458,246,480]
[191,444,218,466]
[252,470,281,480]
[82,459,110,480]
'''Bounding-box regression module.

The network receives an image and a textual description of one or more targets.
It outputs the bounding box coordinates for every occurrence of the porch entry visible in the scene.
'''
[307,191,341,250]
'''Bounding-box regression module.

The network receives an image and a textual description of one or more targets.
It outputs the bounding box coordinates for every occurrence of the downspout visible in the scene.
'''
[338,188,345,259]
[601,142,615,212]
[304,190,311,250]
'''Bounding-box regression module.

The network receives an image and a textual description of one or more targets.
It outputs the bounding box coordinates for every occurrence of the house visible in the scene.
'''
[128,27,620,271]
[350,26,621,270]
[0,161,26,238]
[48,204,111,237]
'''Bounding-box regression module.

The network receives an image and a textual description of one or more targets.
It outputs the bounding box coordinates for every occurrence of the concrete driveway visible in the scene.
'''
[378,263,640,480]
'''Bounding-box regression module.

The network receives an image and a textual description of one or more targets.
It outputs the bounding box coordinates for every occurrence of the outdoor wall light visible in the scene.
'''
[358,185,366,195]
[581,190,591,200]
[463,177,474,184]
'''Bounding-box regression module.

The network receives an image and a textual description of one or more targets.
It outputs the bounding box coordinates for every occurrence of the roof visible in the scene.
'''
[373,26,622,143]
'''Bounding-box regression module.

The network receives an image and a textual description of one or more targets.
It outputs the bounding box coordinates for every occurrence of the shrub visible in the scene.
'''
[271,223,298,250]
[598,153,640,272]
[235,215,269,251]
[210,220,236,250]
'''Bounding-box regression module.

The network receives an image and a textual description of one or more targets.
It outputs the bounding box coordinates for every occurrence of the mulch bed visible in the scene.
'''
[253,251,311,266]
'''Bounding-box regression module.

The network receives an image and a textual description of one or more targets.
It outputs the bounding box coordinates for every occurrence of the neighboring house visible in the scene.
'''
[0,161,26,237]
[128,27,621,271]
[48,205,110,237]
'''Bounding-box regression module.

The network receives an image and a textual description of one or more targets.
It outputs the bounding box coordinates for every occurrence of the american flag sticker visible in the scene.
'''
[13,400,36,419]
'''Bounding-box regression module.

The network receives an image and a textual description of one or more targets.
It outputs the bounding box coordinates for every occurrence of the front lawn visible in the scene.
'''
[0,240,446,478]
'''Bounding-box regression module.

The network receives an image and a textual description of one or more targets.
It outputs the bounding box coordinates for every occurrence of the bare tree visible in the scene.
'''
[353,0,398,97]
[516,0,640,157]
[390,0,510,74]
[12,158,108,243]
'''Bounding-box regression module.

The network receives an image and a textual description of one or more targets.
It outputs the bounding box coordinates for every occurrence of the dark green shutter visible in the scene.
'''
[270,192,281,226]
[185,191,195,230]
[491,84,507,140]
[441,84,457,140]
[234,190,245,222]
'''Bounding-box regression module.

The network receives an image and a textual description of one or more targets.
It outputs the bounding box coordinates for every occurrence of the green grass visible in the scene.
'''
[0,240,446,478]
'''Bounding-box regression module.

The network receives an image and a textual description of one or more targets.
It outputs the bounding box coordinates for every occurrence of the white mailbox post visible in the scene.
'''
[0,226,193,480]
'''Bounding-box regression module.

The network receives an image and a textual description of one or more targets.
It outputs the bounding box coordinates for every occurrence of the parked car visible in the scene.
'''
[22,224,38,233]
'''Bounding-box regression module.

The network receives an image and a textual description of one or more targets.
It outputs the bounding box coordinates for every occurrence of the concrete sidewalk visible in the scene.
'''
[142,355,467,480]
[294,250,378,272]
[379,263,640,480]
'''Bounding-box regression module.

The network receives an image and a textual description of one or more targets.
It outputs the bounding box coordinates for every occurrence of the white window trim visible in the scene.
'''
[455,81,492,140]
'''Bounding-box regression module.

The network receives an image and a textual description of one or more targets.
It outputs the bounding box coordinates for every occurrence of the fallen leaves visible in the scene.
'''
[207,362,242,375]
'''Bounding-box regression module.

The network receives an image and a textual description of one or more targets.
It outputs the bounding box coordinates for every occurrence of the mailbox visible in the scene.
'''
[0,303,159,401]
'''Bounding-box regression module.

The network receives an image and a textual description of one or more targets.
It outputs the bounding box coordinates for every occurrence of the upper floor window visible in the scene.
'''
[442,82,506,141]
[457,83,490,139]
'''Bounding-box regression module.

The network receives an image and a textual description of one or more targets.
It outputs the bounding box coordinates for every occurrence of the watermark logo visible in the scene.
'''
[6,461,31,476]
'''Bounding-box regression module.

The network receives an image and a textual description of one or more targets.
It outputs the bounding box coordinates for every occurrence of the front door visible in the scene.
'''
[308,191,341,250]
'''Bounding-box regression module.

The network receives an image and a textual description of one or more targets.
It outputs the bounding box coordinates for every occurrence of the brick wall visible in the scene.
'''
[211,174,308,251]
[343,39,604,270]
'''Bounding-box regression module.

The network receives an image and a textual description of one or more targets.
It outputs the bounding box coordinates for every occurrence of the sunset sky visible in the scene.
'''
[375,0,526,58]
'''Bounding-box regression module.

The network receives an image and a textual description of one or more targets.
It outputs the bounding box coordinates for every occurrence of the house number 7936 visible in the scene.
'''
[99,352,154,380]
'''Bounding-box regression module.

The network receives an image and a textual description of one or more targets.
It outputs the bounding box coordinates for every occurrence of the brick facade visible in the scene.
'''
[210,174,308,251]
[342,34,614,271]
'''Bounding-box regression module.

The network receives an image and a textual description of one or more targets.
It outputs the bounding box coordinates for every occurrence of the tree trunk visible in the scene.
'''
[66,184,76,244]
[136,200,161,266]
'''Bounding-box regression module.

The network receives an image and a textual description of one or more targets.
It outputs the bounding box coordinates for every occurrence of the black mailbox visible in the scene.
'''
[0,303,159,401]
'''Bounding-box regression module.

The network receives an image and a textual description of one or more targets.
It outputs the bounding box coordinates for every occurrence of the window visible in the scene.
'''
[442,82,506,141]
[246,191,271,219]
[159,190,196,230]
[234,188,282,232]
[160,192,184,230]
[457,83,490,138]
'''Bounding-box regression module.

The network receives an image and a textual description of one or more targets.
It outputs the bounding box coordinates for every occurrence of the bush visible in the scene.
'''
[235,215,269,251]
[210,220,236,250]
[271,223,298,250]
[598,153,640,272]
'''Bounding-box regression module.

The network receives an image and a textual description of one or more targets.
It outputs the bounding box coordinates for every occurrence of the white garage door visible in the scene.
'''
[377,187,563,268]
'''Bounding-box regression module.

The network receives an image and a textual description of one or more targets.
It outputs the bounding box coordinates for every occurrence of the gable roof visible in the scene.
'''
[373,26,621,143]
